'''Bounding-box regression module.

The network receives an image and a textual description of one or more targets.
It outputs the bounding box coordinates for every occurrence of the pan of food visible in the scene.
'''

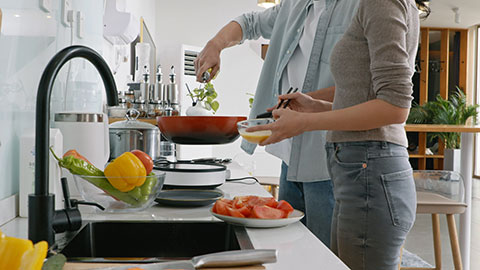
[156,116,247,144]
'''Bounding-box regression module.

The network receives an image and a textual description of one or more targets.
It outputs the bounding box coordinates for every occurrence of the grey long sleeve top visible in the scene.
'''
[327,0,419,147]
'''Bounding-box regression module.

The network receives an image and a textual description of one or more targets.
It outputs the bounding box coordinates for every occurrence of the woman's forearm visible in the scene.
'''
[304,99,409,132]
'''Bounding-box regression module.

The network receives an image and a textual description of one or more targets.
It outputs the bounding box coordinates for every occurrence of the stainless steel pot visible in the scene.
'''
[109,109,161,160]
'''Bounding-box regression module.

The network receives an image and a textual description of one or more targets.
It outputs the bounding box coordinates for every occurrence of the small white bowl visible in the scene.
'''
[237,118,274,144]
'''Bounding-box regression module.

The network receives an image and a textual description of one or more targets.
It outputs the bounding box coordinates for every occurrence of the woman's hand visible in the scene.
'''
[194,39,221,82]
[266,92,331,113]
[246,109,309,145]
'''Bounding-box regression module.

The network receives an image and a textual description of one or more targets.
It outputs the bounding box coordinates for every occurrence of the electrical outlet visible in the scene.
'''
[39,0,52,13]
[61,0,72,26]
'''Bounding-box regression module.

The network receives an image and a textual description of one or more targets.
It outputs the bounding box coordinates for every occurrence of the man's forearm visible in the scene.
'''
[306,86,335,102]
[209,21,243,50]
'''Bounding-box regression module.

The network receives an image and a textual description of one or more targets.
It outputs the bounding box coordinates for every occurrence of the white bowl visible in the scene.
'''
[237,118,274,144]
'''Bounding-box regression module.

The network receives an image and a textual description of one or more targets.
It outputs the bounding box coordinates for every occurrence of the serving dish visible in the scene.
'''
[211,209,304,228]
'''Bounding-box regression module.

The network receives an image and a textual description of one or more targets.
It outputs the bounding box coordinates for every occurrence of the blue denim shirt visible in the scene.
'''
[234,0,359,182]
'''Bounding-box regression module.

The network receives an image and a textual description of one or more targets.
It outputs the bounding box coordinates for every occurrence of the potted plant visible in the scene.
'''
[407,87,479,170]
[186,82,220,115]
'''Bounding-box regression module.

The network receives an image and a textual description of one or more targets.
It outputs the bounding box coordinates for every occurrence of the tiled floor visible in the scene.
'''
[404,179,480,269]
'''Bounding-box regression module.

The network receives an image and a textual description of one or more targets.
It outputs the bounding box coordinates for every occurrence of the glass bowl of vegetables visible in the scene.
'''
[73,172,165,213]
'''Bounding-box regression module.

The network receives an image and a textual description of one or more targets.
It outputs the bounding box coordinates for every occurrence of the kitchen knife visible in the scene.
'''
[96,249,277,270]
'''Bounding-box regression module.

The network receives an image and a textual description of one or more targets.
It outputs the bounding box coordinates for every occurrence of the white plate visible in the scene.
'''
[211,209,304,228]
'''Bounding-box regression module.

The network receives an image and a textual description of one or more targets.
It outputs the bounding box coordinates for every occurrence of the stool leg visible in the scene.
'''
[446,214,463,270]
[432,214,442,270]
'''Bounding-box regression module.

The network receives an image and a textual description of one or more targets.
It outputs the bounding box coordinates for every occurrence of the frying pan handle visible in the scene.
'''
[192,249,277,268]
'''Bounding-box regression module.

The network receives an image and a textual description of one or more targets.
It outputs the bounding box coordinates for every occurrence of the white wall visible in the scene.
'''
[102,0,158,91]
[0,0,279,203]
[0,0,107,201]
[155,0,281,177]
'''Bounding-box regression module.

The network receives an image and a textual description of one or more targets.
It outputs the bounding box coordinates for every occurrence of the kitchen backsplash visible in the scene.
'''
[0,0,105,200]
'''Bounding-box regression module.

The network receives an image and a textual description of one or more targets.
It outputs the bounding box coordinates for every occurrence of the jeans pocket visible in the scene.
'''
[334,146,367,168]
[381,169,416,232]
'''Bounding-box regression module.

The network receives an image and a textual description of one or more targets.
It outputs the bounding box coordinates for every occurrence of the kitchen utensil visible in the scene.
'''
[237,118,275,144]
[109,109,162,160]
[185,83,197,105]
[72,172,165,213]
[255,87,297,119]
[96,249,277,270]
[153,162,226,189]
[155,189,223,207]
[212,209,305,228]
[202,70,211,82]
[157,116,247,144]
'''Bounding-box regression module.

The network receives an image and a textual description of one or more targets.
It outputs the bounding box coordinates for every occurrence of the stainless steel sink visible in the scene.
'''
[56,221,253,263]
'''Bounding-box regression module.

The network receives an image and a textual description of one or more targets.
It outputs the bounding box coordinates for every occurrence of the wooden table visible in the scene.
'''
[405,124,480,270]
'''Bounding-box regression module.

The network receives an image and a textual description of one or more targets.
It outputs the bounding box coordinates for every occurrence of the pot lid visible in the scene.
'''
[109,109,158,130]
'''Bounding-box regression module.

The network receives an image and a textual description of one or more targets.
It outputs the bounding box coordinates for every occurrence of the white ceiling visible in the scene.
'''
[421,0,480,28]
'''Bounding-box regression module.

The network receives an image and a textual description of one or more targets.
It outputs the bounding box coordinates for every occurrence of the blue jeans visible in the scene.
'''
[279,162,334,247]
[326,141,416,270]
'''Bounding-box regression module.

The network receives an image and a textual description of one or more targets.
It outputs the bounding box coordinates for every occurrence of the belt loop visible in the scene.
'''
[381,141,388,149]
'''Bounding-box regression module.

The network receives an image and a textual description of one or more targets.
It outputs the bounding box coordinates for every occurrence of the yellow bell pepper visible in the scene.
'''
[104,152,146,192]
[19,241,48,270]
[0,230,48,270]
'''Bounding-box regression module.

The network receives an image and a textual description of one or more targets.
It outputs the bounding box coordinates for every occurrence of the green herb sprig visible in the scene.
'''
[187,82,220,113]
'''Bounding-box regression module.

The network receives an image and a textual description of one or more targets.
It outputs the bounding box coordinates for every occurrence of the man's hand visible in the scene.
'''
[194,39,222,82]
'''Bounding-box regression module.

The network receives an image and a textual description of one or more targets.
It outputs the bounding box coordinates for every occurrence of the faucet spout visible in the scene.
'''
[29,45,118,245]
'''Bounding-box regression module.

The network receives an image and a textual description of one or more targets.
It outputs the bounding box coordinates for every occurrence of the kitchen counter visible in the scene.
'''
[1,163,348,269]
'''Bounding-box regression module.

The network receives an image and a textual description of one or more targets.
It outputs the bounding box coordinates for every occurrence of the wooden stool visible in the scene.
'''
[400,170,466,270]
[256,176,280,200]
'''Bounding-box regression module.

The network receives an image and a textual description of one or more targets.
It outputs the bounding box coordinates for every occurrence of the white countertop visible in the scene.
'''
[1,164,348,270]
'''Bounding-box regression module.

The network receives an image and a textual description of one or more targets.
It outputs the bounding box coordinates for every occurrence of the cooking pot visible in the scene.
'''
[109,109,161,160]
[156,116,247,144]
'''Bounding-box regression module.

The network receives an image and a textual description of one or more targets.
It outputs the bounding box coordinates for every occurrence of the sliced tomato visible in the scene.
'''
[227,206,245,218]
[236,206,251,217]
[251,205,285,219]
[248,196,278,208]
[233,196,248,208]
[213,200,230,216]
[219,198,234,206]
[276,200,294,218]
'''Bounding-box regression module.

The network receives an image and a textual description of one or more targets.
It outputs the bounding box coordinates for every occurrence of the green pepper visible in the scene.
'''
[127,187,142,200]
[50,148,103,176]
[140,177,157,196]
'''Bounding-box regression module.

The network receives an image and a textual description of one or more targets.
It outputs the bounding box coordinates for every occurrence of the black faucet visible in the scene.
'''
[28,45,118,245]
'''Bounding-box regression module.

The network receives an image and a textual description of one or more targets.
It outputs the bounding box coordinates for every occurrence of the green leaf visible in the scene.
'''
[408,87,479,148]
[42,254,67,270]
[211,101,220,112]
[204,101,212,110]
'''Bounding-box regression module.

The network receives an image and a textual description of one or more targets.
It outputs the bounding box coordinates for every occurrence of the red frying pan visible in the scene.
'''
[157,116,247,144]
